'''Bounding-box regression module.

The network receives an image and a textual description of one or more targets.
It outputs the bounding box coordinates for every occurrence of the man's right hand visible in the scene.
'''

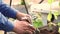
[13,20,35,34]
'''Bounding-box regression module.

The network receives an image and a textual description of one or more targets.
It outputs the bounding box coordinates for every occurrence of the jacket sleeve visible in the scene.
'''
[0,12,14,32]
[0,3,17,18]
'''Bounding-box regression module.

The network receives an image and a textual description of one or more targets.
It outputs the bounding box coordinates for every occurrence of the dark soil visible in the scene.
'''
[34,25,59,34]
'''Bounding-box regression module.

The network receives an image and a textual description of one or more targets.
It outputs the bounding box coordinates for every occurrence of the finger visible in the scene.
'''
[24,30,33,34]
[27,24,35,31]
[21,17,31,23]
[23,24,35,32]
[27,18,32,24]
[27,16,32,24]
[24,27,34,32]
[21,15,32,24]
[28,24,35,30]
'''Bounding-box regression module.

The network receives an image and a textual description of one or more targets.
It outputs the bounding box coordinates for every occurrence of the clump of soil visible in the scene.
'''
[40,29,59,34]
[34,25,59,34]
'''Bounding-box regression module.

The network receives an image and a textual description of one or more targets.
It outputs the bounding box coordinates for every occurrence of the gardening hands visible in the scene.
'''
[16,11,32,24]
[14,11,35,34]
[20,14,32,24]
[13,20,35,34]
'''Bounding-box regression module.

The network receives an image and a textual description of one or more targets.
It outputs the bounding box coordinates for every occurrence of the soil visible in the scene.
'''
[34,25,59,34]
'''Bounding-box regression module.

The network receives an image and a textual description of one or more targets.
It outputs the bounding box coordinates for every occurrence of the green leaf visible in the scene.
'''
[48,0,55,4]
[58,27,60,33]
[54,15,57,19]
[58,22,60,26]
[58,23,60,33]
[47,12,52,21]
[54,11,59,19]
[33,18,43,28]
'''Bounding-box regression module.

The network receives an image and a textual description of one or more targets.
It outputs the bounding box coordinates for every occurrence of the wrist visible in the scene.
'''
[4,21,14,32]
[16,11,27,20]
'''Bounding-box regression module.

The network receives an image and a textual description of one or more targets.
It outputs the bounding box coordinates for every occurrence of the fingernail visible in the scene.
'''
[29,24,33,26]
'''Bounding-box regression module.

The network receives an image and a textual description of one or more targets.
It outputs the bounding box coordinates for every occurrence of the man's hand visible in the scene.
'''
[20,14,32,24]
[13,20,35,34]
[16,11,32,24]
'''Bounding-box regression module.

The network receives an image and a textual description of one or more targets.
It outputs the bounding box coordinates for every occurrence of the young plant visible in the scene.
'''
[47,11,52,22]
[32,12,43,28]
[47,0,55,30]
[47,0,60,33]
[54,11,59,19]
[47,0,55,22]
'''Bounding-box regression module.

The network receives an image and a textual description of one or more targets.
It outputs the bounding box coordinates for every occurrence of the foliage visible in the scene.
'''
[54,11,59,19]
[58,27,60,33]
[48,0,55,4]
[58,22,60,26]
[33,18,43,28]
[58,22,60,33]
[47,11,52,21]
[47,11,59,21]
[31,12,43,28]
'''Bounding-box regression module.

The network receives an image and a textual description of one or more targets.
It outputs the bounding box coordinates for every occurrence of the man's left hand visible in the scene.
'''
[16,11,32,24]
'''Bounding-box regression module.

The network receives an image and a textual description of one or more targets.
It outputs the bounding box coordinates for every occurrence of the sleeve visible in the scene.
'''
[0,12,14,32]
[0,3,17,18]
